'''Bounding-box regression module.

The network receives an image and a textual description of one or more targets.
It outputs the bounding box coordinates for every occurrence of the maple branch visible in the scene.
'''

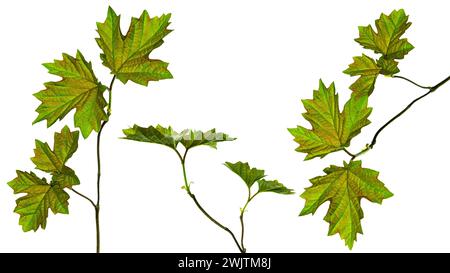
[349,75,450,161]
[176,149,244,253]
[430,75,450,91]
[369,75,450,149]
[369,89,432,149]
[94,75,116,253]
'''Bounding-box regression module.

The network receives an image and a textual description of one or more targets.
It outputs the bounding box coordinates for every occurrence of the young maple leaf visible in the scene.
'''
[225,162,294,195]
[300,161,393,249]
[96,7,173,86]
[33,51,108,138]
[344,54,381,96]
[289,80,372,160]
[344,9,414,96]
[8,126,80,232]
[31,126,80,188]
[356,9,414,60]
[8,171,70,232]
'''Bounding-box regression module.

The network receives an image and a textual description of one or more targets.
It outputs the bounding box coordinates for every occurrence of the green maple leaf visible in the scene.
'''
[224,161,265,188]
[96,7,173,86]
[343,54,380,96]
[8,126,80,231]
[355,9,414,60]
[288,80,372,160]
[225,161,293,194]
[257,179,294,194]
[300,160,393,249]
[33,51,108,138]
[31,126,80,188]
[122,125,236,150]
[8,171,70,232]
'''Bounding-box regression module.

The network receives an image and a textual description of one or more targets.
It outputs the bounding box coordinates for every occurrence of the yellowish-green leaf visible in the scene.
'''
[300,161,393,249]
[289,80,372,160]
[343,54,380,96]
[355,9,414,60]
[54,125,79,163]
[31,126,80,188]
[344,55,381,76]
[33,51,108,138]
[8,127,80,232]
[96,7,173,86]
[32,140,64,173]
[7,171,69,232]
[340,94,372,145]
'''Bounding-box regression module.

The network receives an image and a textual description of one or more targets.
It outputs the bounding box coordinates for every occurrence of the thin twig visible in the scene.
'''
[369,75,449,149]
[70,188,96,209]
[393,75,431,90]
[178,150,244,253]
[369,89,432,148]
[239,190,257,253]
[346,75,450,161]
[94,75,116,253]
[343,148,355,158]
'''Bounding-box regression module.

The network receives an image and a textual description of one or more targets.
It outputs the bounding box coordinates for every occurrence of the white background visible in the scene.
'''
[0,0,449,253]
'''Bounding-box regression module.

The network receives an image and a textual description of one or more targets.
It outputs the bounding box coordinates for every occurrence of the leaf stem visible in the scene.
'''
[70,188,96,209]
[348,74,450,161]
[106,76,115,116]
[94,75,116,253]
[393,75,431,90]
[175,148,244,253]
[349,145,371,161]
[343,148,355,158]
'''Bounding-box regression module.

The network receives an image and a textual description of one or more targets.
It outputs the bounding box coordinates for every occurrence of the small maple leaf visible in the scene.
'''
[300,161,393,249]
[289,80,372,160]
[96,7,173,86]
